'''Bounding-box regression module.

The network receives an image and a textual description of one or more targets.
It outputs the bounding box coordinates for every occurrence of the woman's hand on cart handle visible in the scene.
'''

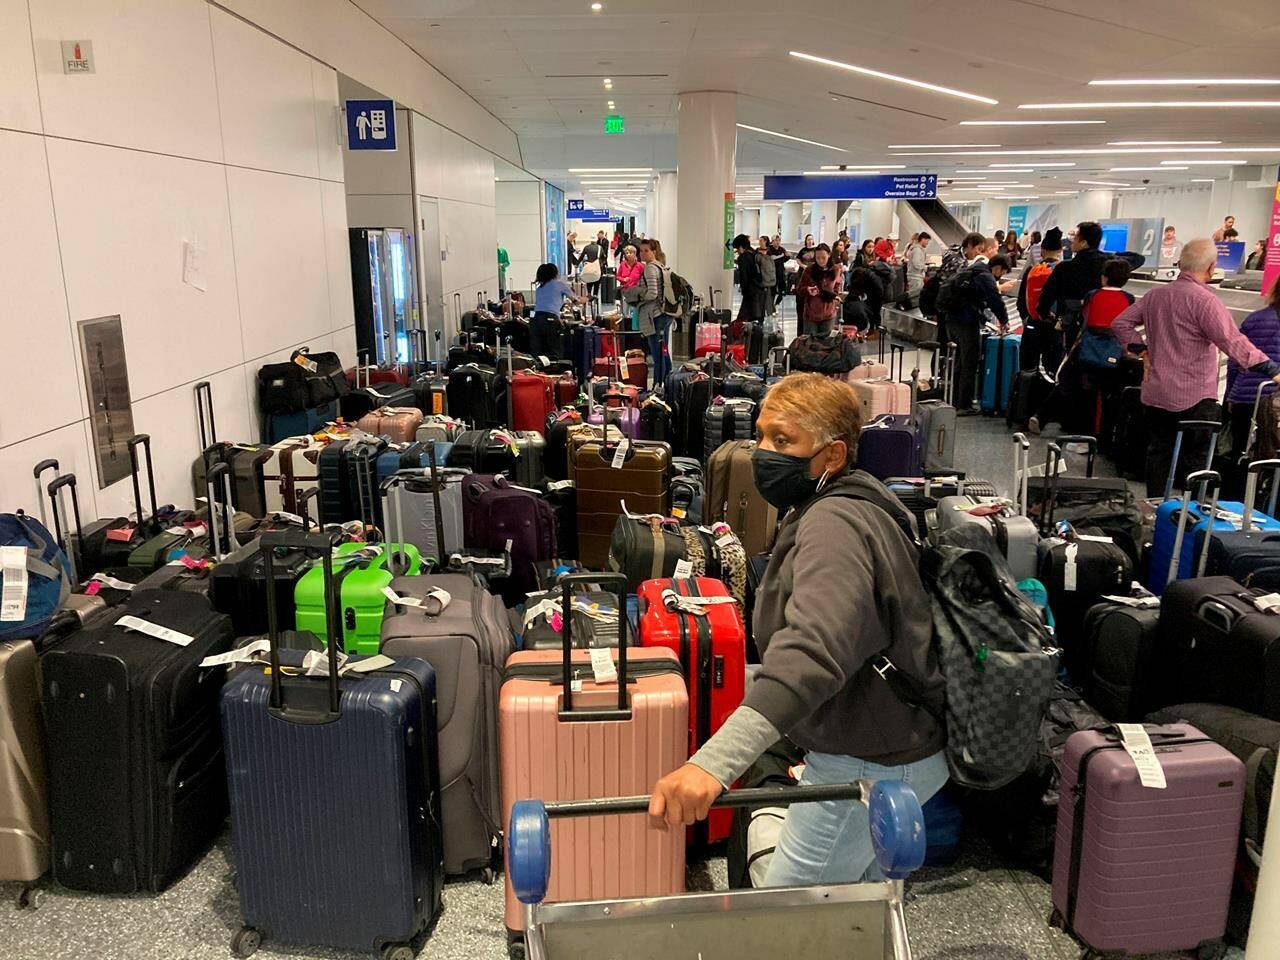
[648,763,725,829]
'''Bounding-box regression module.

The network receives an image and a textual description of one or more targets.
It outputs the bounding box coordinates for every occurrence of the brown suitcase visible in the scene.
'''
[356,406,424,444]
[564,422,624,483]
[0,637,48,888]
[574,439,671,568]
[500,573,687,934]
[706,440,778,556]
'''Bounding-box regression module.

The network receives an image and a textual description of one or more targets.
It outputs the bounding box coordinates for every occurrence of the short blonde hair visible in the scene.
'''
[760,373,863,464]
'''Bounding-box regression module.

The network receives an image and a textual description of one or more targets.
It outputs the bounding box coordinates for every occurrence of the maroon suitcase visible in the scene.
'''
[1051,723,1244,956]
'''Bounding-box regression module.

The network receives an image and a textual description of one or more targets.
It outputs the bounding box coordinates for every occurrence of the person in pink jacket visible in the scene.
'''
[616,244,644,331]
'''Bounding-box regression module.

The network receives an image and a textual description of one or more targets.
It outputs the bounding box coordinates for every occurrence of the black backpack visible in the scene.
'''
[918,273,941,318]
[935,266,976,317]
[842,295,876,332]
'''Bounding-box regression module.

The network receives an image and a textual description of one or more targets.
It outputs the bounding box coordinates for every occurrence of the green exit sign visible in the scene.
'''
[604,114,624,135]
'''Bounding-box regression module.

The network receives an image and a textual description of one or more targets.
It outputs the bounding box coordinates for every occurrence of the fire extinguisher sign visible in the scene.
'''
[61,40,95,74]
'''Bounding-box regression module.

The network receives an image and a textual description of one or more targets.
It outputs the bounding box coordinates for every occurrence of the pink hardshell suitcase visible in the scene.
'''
[1051,724,1244,956]
[849,378,911,419]
[846,360,889,382]
[500,573,688,936]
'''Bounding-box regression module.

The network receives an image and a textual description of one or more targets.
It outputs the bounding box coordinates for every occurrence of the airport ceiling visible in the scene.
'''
[354,0,1280,205]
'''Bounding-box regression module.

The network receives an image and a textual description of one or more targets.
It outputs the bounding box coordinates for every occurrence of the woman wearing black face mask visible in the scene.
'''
[648,373,946,886]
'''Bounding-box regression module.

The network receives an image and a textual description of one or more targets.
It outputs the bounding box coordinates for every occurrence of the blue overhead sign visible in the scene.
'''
[346,99,396,151]
[568,206,611,221]
[568,199,585,211]
[763,174,937,201]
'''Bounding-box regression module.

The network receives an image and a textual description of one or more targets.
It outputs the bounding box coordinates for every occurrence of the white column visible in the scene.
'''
[760,203,781,239]
[676,91,737,300]
[780,201,804,247]
[741,207,761,239]
[651,171,678,263]
[1247,773,1280,958]
[811,201,838,244]
[979,199,1011,236]
[860,199,894,242]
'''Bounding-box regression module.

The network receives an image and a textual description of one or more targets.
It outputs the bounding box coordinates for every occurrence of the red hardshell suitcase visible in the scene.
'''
[500,573,687,936]
[554,373,579,408]
[1051,724,1244,956]
[510,371,558,434]
[637,577,746,846]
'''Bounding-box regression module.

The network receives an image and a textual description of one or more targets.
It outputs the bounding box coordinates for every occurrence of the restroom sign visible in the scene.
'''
[346,99,397,151]
[61,40,94,74]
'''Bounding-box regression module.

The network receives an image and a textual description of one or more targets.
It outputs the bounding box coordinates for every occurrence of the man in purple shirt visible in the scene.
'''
[1113,239,1280,496]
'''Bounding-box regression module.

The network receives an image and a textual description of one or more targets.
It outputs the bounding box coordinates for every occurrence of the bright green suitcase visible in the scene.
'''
[293,542,422,654]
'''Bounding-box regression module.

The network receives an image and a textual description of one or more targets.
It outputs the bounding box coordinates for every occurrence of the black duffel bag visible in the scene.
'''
[786,332,861,374]
[290,346,349,406]
[256,362,308,414]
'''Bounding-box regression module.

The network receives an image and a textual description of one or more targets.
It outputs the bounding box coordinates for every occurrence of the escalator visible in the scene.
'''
[904,199,967,248]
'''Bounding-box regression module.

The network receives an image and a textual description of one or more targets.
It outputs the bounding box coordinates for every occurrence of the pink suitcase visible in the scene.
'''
[1051,724,1244,956]
[500,574,688,935]
[849,378,910,418]
[356,406,423,443]
[846,360,889,382]
[694,322,722,355]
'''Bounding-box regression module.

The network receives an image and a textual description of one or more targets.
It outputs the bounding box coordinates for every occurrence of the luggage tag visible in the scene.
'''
[618,356,630,381]
[1115,723,1167,789]
[546,479,575,493]
[88,572,136,592]
[1251,593,1280,615]
[0,545,29,622]
[673,559,694,579]
[293,354,319,373]
[340,654,394,676]
[1063,542,1078,592]
[116,615,195,647]
[179,555,211,571]
[301,648,349,677]
[200,639,269,668]
[610,439,631,470]
[381,585,451,615]
[106,525,138,543]
[589,647,617,683]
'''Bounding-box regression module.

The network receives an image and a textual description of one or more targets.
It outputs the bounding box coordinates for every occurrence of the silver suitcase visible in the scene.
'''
[416,415,467,444]
[382,467,467,564]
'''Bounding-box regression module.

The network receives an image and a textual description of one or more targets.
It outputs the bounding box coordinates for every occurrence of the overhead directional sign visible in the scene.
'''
[764,174,937,201]
[568,205,611,221]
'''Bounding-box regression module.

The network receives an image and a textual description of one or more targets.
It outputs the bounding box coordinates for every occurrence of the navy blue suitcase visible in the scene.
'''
[220,531,444,958]
[856,414,919,480]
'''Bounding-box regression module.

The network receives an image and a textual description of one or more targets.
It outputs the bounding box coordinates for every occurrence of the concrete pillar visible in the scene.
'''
[1247,773,1280,958]
[860,199,894,242]
[741,207,761,240]
[780,201,804,247]
[676,91,736,301]
[760,203,781,239]
[651,171,678,262]
[811,201,838,245]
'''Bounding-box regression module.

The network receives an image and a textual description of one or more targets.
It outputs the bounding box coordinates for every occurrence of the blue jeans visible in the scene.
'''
[646,314,672,387]
[763,749,948,887]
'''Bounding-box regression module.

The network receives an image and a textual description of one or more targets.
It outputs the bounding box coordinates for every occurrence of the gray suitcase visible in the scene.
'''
[916,345,956,472]
[379,573,515,877]
[382,468,467,563]
[416,414,467,444]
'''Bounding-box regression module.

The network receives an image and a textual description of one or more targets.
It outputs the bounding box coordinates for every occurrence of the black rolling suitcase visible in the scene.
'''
[447,429,519,474]
[1200,459,1280,585]
[447,363,500,427]
[1156,576,1280,721]
[703,398,756,463]
[1081,596,1162,722]
[220,532,444,958]
[638,397,672,443]
[317,439,350,525]
[40,590,234,893]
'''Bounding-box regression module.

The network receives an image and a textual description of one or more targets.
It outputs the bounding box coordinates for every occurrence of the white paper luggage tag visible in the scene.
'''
[1102,594,1161,609]
[200,639,269,668]
[618,356,630,380]
[1063,543,1078,592]
[90,572,136,591]
[588,647,617,683]
[610,439,630,470]
[117,615,195,647]
[546,479,575,492]
[341,654,394,675]
[1116,723,1167,789]
[302,648,350,677]
[381,585,451,613]
[1251,593,1280,614]
[673,559,694,579]
[0,546,29,622]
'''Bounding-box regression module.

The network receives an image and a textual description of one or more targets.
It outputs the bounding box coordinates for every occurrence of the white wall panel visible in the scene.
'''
[320,180,355,332]
[0,0,40,133]
[210,8,320,179]
[1116,186,1213,239]
[227,167,330,360]
[46,138,241,403]
[0,132,81,447]
[412,113,444,199]
[0,422,98,520]
[30,0,223,162]
[312,62,344,183]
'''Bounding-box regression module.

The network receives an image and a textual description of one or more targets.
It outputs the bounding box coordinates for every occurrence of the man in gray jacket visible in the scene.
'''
[648,373,946,885]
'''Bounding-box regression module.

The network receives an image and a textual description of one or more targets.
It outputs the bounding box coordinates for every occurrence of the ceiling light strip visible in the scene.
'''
[736,123,846,152]
[789,50,998,104]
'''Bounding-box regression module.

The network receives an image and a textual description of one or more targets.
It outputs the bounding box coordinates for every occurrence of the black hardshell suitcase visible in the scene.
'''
[1201,459,1280,586]
[703,399,756,464]
[447,364,500,427]
[221,532,444,957]
[40,590,234,893]
[1081,598,1162,722]
[318,439,350,525]
[229,444,273,518]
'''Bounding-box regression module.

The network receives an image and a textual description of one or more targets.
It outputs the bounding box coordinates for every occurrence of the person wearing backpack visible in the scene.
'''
[647,373,946,885]
[623,237,679,385]
[943,239,1011,415]
[1016,227,1065,373]
[732,233,767,331]
[794,244,845,335]
[756,235,778,317]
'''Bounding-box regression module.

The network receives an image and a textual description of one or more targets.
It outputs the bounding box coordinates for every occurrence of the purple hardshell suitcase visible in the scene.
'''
[1051,723,1244,956]
[855,414,919,480]
[588,405,640,439]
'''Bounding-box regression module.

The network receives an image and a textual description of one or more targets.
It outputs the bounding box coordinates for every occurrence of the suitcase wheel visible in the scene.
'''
[381,944,415,960]
[14,883,39,910]
[231,927,261,958]
[508,799,551,905]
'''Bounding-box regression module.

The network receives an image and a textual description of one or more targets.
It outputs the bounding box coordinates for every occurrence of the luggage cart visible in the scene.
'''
[508,780,926,960]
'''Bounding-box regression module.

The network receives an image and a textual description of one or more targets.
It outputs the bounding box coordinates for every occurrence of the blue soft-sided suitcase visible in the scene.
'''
[856,414,919,479]
[1147,498,1280,594]
[220,532,444,957]
[980,333,1021,415]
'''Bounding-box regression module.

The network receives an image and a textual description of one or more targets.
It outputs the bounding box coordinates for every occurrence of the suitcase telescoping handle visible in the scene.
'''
[544,781,868,819]
[34,458,59,528]
[260,529,343,716]
[126,434,160,530]
[1242,459,1280,532]
[205,462,232,561]
[1053,436,1098,478]
[202,443,235,521]
[194,380,217,450]
[1245,379,1273,463]
[45,472,82,586]
[1011,433,1030,517]
[1164,420,1220,502]
[558,571,630,720]
[297,486,319,533]
[1169,468,1221,585]
[506,336,516,429]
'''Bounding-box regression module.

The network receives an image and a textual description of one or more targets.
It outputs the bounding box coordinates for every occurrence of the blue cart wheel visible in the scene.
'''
[868,781,926,880]
[508,800,551,904]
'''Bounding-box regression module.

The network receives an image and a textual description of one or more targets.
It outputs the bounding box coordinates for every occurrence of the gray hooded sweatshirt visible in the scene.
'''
[691,470,945,786]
